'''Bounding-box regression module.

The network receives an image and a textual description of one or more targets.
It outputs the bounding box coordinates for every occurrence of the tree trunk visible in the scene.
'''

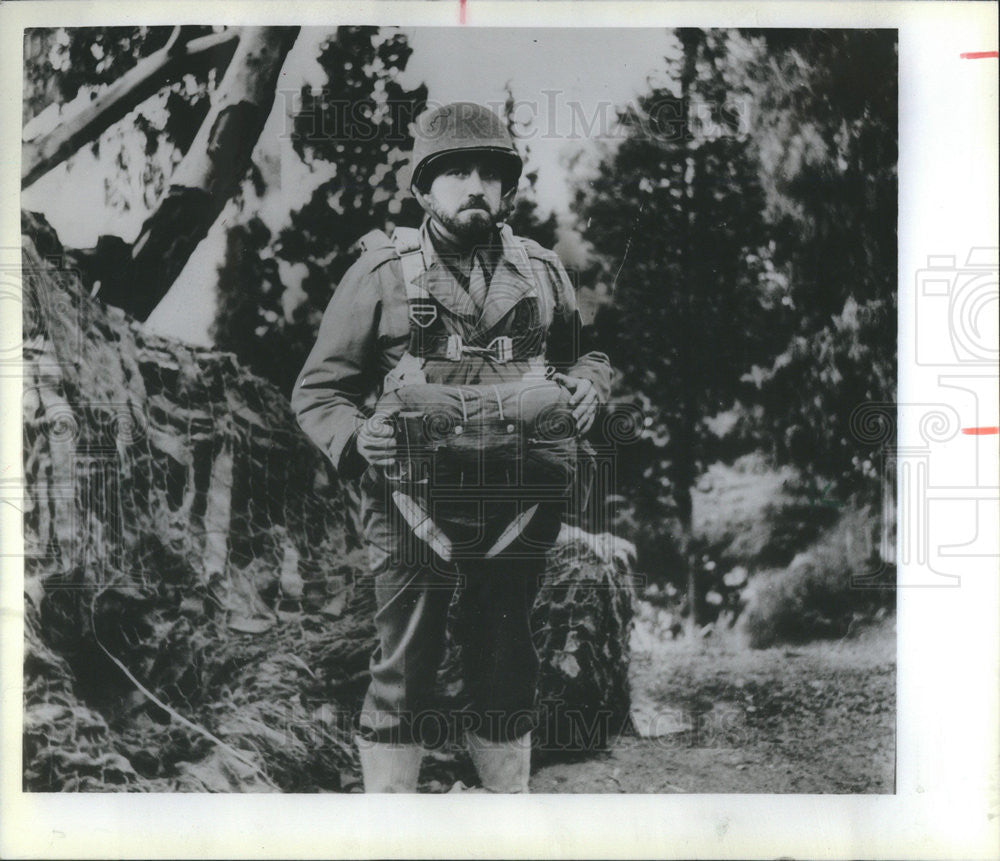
[677,30,703,637]
[672,433,698,637]
[21,29,239,190]
[94,26,300,321]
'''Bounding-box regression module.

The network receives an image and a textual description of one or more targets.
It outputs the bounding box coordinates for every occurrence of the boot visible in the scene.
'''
[465,731,531,793]
[355,737,423,793]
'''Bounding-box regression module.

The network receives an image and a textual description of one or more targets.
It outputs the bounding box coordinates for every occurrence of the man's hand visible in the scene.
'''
[357,413,397,466]
[552,373,598,435]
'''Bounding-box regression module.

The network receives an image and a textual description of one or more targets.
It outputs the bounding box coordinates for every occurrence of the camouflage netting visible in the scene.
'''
[21,211,634,792]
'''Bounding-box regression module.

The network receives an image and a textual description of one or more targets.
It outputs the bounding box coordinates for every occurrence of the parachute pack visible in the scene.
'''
[378,379,579,490]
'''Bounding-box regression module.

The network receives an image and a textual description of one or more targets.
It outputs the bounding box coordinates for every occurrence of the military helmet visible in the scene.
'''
[408,102,523,194]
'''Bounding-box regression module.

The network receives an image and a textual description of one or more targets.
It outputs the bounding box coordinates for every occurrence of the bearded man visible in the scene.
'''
[293,102,611,792]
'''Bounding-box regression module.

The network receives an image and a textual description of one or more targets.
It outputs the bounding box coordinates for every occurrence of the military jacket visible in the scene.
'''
[292,218,612,479]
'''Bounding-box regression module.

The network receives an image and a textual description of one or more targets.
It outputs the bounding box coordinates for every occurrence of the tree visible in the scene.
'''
[22,27,238,189]
[211,27,429,395]
[22,26,300,323]
[575,30,772,629]
[23,27,215,125]
[23,26,230,217]
[98,27,300,320]
[573,29,898,621]
[735,30,898,500]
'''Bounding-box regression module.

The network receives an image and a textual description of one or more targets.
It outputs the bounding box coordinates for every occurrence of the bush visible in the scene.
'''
[693,454,841,569]
[738,505,893,648]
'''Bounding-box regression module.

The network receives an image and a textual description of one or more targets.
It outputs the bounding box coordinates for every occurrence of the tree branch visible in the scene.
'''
[21,29,240,190]
[95,26,300,321]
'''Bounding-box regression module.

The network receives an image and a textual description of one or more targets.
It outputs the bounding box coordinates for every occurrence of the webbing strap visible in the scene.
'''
[398,248,429,301]
[391,228,438,335]
[391,227,430,302]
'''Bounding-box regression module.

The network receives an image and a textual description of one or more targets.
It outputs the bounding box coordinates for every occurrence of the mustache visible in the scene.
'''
[460,198,491,212]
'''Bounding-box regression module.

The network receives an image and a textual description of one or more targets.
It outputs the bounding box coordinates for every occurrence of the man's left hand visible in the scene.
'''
[553,374,598,435]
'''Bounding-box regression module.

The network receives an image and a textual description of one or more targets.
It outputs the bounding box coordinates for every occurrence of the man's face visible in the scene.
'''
[415,153,510,245]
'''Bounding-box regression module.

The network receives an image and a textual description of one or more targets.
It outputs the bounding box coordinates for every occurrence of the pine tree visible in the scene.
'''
[576,29,771,627]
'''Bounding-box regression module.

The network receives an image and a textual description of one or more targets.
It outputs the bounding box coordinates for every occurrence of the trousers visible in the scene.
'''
[356,480,561,745]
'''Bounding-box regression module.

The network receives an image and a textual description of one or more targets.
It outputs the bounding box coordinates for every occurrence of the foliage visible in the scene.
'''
[279,28,429,282]
[738,295,895,496]
[574,29,897,599]
[24,27,171,123]
[738,505,893,649]
[210,217,319,396]
[736,30,898,499]
[576,30,774,615]
[686,453,842,618]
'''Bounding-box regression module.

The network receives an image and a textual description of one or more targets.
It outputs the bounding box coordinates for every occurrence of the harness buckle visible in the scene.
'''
[408,301,438,329]
[489,336,513,363]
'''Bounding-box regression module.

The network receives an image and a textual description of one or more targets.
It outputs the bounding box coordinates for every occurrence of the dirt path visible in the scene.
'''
[530,610,896,793]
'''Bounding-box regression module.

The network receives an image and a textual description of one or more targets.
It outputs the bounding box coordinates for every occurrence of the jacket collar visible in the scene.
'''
[417,218,537,331]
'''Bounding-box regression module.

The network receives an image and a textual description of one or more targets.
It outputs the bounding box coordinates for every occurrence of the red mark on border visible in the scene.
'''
[961,427,999,435]
[960,51,998,59]
[459,0,467,24]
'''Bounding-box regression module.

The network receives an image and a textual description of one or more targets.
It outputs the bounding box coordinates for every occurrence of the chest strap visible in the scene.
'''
[420,333,515,363]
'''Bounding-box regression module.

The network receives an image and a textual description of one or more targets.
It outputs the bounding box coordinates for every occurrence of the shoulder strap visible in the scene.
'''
[390,226,421,253]
[389,227,429,302]
[355,226,430,304]
[357,228,394,254]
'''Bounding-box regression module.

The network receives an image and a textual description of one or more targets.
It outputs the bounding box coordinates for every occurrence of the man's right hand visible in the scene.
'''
[356,413,397,466]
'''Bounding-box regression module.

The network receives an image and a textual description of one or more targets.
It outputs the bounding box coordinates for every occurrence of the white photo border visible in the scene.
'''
[1,2,997,859]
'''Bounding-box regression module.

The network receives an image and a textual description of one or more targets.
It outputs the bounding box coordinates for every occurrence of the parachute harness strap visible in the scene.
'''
[460,336,514,364]
[399,246,430,303]
[392,228,439,341]
[388,226,544,368]
[491,385,505,421]
[392,227,429,298]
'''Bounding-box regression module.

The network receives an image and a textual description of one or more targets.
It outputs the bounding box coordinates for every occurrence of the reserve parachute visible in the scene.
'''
[370,378,589,560]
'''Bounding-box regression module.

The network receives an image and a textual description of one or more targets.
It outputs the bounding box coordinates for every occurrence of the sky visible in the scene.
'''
[22,26,679,346]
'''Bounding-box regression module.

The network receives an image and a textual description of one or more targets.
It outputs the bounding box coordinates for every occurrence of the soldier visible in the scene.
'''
[292,101,611,792]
